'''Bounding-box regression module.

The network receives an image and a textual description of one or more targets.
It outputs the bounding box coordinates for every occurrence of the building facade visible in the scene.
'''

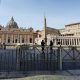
[60,23,80,36]
[0,17,36,45]
[35,21,80,46]
[1,17,80,46]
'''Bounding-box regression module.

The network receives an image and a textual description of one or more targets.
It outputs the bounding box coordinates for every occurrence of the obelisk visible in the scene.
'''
[44,16,47,45]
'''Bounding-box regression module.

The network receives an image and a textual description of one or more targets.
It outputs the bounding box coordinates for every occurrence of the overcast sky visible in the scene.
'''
[0,0,80,30]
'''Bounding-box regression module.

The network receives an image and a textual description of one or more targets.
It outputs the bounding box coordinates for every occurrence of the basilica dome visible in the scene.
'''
[6,17,18,28]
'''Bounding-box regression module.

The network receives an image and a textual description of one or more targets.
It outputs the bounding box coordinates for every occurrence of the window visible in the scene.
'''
[39,34,41,37]
[30,38,32,43]
[8,38,10,43]
[22,38,24,43]
[15,39,17,43]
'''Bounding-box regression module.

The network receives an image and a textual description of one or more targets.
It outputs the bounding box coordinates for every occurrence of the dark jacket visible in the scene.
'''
[41,40,45,46]
[50,41,53,46]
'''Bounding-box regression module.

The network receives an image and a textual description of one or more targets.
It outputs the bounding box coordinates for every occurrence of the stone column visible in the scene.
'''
[73,39,74,45]
[32,35,34,44]
[24,35,26,44]
[71,38,73,45]
[12,35,13,44]
[54,39,56,46]
[26,35,28,44]
[62,39,64,45]
[20,35,22,43]
[6,34,8,44]
[14,35,15,43]
[2,34,4,44]
[28,35,30,44]
[17,34,19,43]
[63,39,64,45]
[64,39,66,46]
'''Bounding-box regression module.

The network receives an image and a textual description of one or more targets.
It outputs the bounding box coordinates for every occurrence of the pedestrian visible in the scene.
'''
[41,40,45,52]
[3,43,6,50]
[50,40,53,51]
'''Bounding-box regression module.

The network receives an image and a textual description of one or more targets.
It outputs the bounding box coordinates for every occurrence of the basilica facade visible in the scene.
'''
[0,17,37,45]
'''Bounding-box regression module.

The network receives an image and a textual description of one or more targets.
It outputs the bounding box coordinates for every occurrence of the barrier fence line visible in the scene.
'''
[0,45,80,73]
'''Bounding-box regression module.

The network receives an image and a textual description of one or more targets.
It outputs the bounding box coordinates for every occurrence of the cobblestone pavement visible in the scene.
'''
[1,70,80,80]
[2,75,80,80]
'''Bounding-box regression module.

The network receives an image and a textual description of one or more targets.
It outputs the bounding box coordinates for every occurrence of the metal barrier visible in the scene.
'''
[0,45,80,73]
[0,49,17,72]
[17,45,58,72]
[61,46,80,70]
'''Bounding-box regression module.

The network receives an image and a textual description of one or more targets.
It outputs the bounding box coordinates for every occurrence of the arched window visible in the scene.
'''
[8,38,10,43]
[15,39,17,43]
[30,38,32,43]
[22,38,24,43]
[39,34,41,37]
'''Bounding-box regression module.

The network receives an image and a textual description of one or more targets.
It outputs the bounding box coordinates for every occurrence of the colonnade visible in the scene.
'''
[1,34,33,45]
[53,36,80,46]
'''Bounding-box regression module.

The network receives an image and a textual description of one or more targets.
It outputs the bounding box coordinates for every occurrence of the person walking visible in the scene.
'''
[41,40,45,52]
[50,40,53,52]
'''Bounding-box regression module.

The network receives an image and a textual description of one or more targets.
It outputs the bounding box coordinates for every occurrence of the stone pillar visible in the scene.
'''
[71,38,73,45]
[28,35,30,44]
[24,35,26,44]
[26,35,28,43]
[62,39,63,45]
[73,39,75,45]
[17,34,19,43]
[64,39,65,45]
[20,35,22,43]
[54,39,57,46]
[76,38,78,45]
[12,35,13,44]
[63,39,64,45]
[2,34,4,44]
[6,34,8,44]
[32,35,34,44]
[70,39,71,45]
